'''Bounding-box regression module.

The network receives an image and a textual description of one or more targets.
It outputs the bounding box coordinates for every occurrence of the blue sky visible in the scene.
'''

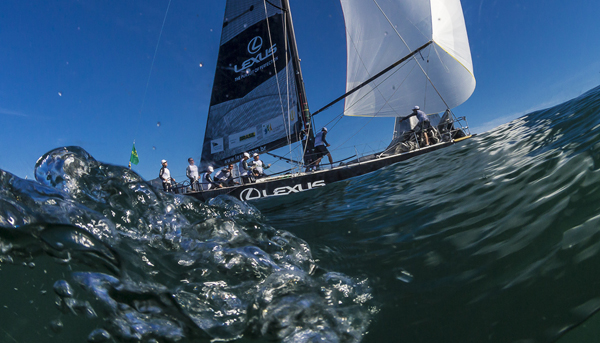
[1,0,599,182]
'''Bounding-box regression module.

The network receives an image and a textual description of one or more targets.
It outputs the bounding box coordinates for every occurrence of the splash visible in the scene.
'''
[0,147,375,342]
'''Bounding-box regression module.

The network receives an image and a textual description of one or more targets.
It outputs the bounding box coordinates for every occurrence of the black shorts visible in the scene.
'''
[419,121,432,131]
[315,144,329,158]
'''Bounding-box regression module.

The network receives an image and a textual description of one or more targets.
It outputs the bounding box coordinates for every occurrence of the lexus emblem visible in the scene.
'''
[240,187,261,200]
[247,36,263,55]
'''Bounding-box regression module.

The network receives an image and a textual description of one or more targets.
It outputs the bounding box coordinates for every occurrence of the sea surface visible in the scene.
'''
[2,85,600,343]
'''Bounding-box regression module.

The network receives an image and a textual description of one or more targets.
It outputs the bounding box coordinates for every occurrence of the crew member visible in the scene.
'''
[249,153,270,177]
[412,106,432,146]
[314,127,333,170]
[186,157,199,191]
[214,164,238,187]
[199,166,222,191]
[159,159,174,192]
[238,152,252,184]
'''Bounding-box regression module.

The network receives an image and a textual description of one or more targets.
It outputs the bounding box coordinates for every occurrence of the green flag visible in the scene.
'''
[130,143,139,165]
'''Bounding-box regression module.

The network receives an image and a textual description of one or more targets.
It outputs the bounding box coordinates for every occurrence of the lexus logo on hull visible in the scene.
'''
[248,36,263,54]
[239,180,326,201]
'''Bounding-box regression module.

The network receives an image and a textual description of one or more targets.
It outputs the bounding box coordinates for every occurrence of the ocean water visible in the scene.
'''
[2,85,600,343]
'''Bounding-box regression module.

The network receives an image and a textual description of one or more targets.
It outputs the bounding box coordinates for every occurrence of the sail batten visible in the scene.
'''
[340,0,475,117]
[201,0,303,167]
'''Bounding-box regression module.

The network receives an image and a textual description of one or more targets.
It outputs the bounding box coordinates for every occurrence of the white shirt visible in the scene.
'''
[200,172,213,191]
[249,159,266,174]
[186,164,199,180]
[238,158,250,176]
[160,166,171,182]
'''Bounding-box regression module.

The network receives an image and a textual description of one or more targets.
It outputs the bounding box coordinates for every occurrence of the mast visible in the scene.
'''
[281,0,312,136]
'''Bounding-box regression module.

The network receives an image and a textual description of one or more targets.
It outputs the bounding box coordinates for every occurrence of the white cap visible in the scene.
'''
[243,152,250,158]
[413,106,420,110]
[253,153,259,157]
[207,166,214,172]
[161,159,167,164]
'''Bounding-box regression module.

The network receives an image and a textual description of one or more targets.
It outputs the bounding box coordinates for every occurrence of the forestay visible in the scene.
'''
[201,0,303,167]
[340,0,476,117]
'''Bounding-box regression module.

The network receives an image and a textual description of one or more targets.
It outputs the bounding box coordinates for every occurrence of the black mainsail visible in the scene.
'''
[201,0,309,168]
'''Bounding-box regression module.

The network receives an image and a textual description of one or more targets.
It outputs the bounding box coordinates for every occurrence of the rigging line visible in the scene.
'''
[265,0,284,11]
[326,57,418,131]
[133,0,173,141]
[327,62,419,154]
[372,0,450,110]
[262,1,292,147]
[312,41,432,116]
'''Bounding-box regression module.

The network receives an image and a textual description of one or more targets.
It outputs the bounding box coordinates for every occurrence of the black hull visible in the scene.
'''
[185,141,455,202]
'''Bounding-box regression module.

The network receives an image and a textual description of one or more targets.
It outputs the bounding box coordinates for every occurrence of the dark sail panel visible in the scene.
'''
[201,0,302,167]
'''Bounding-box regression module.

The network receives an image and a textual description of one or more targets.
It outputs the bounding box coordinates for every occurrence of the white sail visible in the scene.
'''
[340,0,475,117]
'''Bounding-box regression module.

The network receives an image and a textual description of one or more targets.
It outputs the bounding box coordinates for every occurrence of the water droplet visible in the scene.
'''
[53,280,75,298]
[157,122,161,127]
[199,62,203,67]
[58,92,62,96]
[152,146,156,150]
[28,262,35,268]
[384,31,388,36]
[50,319,63,333]
[88,329,111,342]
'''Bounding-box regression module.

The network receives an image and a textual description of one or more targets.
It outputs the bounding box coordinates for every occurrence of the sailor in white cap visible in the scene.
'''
[238,152,252,184]
[313,127,333,170]
[199,165,222,191]
[186,157,199,191]
[248,153,270,178]
[159,159,174,192]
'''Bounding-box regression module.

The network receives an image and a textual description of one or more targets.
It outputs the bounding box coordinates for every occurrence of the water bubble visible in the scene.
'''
[152,146,156,150]
[53,280,75,298]
[58,92,62,96]
[157,122,161,127]
[199,62,203,67]
[50,319,64,333]
[88,329,111,342]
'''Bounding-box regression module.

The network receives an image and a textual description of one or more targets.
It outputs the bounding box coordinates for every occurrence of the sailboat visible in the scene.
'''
[185,0,475,202]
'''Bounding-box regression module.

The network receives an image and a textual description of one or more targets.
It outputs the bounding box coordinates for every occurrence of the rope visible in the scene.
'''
[133,0,172,141]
